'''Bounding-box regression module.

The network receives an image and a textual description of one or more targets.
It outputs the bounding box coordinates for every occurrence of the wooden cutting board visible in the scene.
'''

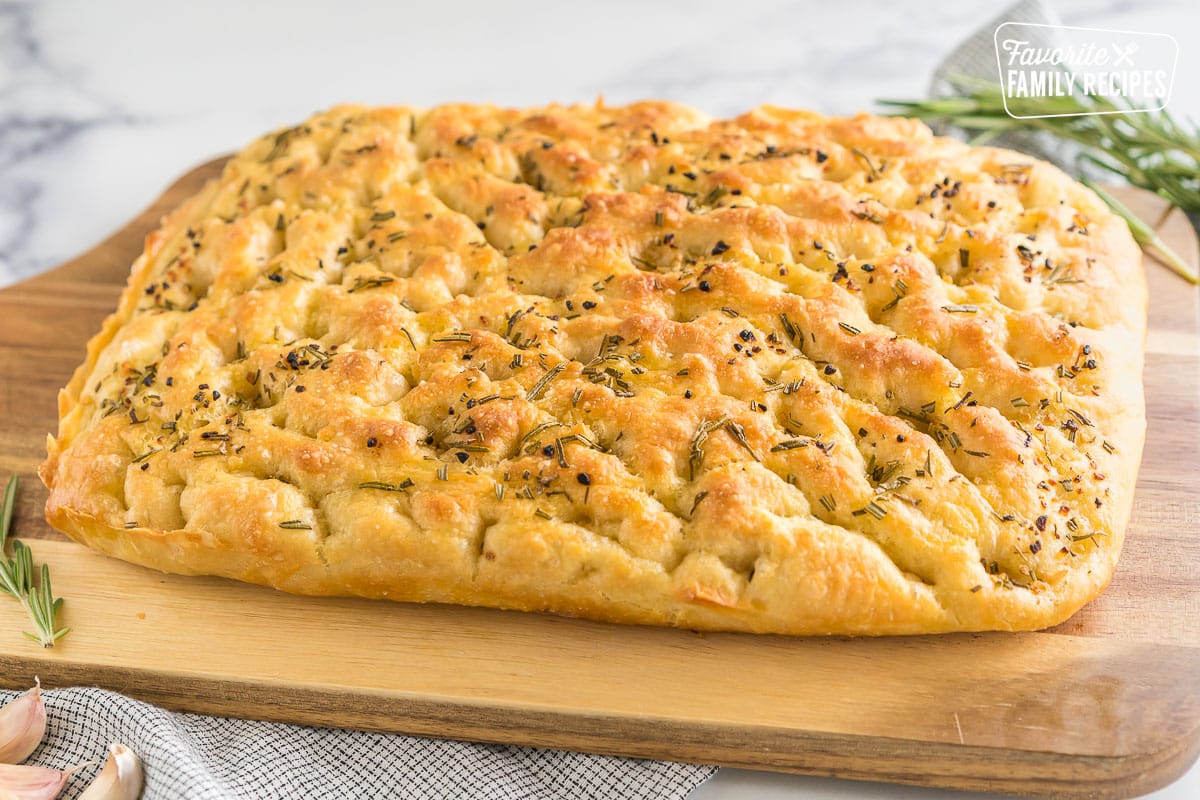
[1,161,1197,800]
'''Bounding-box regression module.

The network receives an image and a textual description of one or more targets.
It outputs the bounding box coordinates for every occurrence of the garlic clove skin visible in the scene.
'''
[0,762,71,800]
[76,744,142,800]
[0,681,47,765]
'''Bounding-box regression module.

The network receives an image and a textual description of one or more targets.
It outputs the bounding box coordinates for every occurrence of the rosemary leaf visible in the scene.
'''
[0,476,70,647]
[0,475,14,553]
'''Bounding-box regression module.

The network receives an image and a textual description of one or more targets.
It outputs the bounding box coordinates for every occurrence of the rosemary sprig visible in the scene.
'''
[1080,179,1196,283]
[880,76,1199,283]
[0,476,70,647]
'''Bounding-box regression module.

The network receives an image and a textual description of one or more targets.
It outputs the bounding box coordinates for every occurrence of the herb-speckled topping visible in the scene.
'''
[41,101,1147,634]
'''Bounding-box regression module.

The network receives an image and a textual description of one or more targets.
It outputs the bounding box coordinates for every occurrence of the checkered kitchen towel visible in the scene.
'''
[1,686,715,799]
[0,3,1076,799]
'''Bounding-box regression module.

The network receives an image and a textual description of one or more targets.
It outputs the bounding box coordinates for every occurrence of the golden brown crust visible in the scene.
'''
[41,101,1146,634]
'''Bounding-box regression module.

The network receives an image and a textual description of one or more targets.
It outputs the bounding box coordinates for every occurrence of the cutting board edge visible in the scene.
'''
[16,155,230,290]
[2,655,1197,800]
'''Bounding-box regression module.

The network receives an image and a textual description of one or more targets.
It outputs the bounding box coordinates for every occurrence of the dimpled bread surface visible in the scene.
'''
[41,101,1146,635]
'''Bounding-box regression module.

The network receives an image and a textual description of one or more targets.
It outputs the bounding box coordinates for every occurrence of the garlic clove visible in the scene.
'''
[0,680,47,765]
[76,744,142,800]
[0,762,72,800]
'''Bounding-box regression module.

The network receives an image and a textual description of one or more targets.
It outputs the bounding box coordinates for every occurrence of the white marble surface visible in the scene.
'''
[2,0,1198,797]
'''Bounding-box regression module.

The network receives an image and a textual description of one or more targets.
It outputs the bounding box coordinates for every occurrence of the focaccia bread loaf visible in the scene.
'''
[41,101,1147,635]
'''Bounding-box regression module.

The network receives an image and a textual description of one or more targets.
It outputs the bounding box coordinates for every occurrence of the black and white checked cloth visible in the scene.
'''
[1,686,716,799]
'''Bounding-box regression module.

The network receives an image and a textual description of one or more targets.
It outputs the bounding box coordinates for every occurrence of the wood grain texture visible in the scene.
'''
[1,158,1198,799]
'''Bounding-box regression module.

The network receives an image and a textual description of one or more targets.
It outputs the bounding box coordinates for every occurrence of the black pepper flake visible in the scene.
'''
[823,364,837,375]
[295,385,306,393]
[1035,515,1048,532]
[455,451,469,463]
[738,330,754,342]
[211,390,220,400]
[542,445,555,457]
[367,437,378,448]
[1030,540,1043,554]
[576,473,591,486]
[698,280,712,292]
[815,149,828,163]
[711,240,730,256]
[582,300,596,309]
